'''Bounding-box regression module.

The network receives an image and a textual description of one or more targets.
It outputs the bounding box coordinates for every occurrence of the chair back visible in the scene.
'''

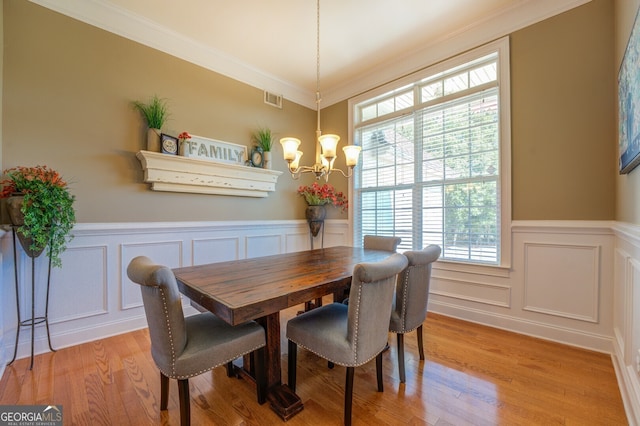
[127,256,187,375]
[347,253,408,364]
[390,245,441,333]
[363,235,402,252]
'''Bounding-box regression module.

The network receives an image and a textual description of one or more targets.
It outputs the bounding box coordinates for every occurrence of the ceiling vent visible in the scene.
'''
[264,91,283,109]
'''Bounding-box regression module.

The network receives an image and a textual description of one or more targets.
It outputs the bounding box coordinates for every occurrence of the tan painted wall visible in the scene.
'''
[2,1,338,223]
[615,0,640,223]
[2,0,618,224]
[510,0,615,220]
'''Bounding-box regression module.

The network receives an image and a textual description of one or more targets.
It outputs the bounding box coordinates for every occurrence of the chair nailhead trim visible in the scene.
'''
[158,288,178,377]
[291,341,384,368]
[400,266,412,332]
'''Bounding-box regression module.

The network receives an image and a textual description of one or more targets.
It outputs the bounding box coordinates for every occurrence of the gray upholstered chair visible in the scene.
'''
[389,245,441,383]
[287,253,408,426]
[127,256,267,426]
[334,235,402,304]
[363,235,402,252]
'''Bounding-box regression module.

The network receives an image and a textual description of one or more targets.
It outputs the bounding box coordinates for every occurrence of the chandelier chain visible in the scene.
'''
[279,0,361,182]
[316,0,321,98]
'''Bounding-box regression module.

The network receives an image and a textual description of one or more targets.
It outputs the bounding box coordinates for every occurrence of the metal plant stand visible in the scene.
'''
[7,226,56,370]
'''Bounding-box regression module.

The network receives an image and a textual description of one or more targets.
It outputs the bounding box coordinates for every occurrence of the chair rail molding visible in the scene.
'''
[136,150,282,197]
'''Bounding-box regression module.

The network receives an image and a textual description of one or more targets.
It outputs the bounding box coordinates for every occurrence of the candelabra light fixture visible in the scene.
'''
[280,0,361,182]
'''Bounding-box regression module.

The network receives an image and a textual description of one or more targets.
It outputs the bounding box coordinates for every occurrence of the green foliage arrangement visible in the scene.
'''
[253,127,274,152]
[132,95,169,129]
[1,165,76,267]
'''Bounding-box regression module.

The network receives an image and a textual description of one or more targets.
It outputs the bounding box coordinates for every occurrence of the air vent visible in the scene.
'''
[264,91,283,109]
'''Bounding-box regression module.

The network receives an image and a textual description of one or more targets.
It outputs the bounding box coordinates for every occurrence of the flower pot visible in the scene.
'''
[147,128,161,152]
[305,205,326,237]
[6,195,47,258]
[263,151,272,169]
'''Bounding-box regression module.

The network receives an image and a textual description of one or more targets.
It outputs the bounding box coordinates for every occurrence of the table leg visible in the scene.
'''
[255,313,304,421]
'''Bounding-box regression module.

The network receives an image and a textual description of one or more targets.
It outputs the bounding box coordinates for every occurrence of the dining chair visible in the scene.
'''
[126,256,267,426]
[389,245,441,383]
[363,235,402,252]
[334,235,402,305]
[287,253,408,426]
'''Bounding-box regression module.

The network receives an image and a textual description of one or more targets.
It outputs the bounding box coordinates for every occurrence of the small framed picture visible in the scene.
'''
[160,133,178,155]
[250,146,264,167]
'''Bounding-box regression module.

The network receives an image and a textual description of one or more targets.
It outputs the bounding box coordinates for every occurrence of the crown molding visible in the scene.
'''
[322,0,591,106]
[28,0,315,108]
[29,0,590,109]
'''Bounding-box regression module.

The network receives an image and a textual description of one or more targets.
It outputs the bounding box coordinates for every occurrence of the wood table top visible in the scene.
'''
[173,246,393,325]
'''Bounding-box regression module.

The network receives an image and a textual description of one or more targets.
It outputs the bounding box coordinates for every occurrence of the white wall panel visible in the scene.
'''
[612,223,640,425]
[49,245,108,323]
[523,242,600,322]
[246,234,282,258]
[431,278,511,307]
[120,240,183,310]
[192,237,240,265]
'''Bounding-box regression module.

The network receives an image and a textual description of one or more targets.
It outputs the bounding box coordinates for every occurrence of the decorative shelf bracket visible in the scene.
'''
[136,150,282,198]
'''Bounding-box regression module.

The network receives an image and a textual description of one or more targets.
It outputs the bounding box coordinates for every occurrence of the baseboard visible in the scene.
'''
[3,314,149,363]
[429,300,613,353]
[613,330,640,426]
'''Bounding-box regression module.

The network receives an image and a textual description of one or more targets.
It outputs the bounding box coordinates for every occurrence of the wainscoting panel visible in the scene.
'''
[612,223,640,425]
[522,242,600,322]
[0,220,330,367]
[49,244,108,323]
[2,219,637,423]
[430,277,511,307]
[429,221,614,354]
[120,240,184,310]
[192,237,240,265]
[246,234,282,258]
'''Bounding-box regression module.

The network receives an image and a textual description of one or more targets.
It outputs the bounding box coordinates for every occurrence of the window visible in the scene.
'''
[350,38,511,267]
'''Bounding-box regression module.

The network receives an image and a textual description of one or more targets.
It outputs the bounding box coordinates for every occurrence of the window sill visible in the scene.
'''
[136,150,282,198]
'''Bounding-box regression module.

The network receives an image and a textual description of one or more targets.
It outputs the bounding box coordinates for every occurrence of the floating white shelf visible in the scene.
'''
[136,150,282,198]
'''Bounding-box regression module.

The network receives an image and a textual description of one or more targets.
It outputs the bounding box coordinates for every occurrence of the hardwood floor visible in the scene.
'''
[0,303,628,425]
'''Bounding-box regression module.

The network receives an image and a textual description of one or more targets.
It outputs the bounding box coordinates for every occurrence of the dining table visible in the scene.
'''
[172,245,395,420]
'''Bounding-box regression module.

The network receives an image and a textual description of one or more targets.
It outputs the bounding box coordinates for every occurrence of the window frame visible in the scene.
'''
[348,37,511,273]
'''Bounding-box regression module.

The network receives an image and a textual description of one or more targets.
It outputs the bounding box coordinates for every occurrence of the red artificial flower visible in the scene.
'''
[297,182,348,212]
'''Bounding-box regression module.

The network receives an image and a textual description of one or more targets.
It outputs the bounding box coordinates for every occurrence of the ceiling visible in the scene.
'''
[32,0,589,108]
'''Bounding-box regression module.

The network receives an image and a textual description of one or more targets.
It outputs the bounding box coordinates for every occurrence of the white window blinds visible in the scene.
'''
[353,45,508,266]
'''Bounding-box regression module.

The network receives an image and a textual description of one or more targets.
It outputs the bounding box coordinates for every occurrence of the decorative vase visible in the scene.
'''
[263,151,272,169]
[147,128,161,152]
[6,194,47,258]
[305,205,326,237]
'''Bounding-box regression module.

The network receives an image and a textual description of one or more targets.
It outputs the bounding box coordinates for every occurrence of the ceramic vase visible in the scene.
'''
[263,151,272,169]
[147,128,161,152]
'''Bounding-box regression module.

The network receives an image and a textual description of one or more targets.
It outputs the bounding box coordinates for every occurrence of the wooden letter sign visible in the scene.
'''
[181,134,248,165]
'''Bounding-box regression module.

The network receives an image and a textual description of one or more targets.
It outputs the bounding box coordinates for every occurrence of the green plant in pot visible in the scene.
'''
[132,94,170,152]
[253,127,274,169]
[1,165,76,267]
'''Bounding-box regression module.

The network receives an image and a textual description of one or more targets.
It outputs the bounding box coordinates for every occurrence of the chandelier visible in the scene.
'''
[279,0,361,181]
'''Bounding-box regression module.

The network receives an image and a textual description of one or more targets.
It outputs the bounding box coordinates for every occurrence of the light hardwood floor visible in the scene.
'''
[0,304,628,425]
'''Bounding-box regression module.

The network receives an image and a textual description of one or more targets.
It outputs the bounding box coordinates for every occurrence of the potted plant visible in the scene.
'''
[132,95,170,152]
[0,165,76,267]
[297,182,347,236]
[253,127,274,169]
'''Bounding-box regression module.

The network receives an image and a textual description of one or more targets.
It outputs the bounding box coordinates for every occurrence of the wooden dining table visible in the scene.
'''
[172,245,394,420]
